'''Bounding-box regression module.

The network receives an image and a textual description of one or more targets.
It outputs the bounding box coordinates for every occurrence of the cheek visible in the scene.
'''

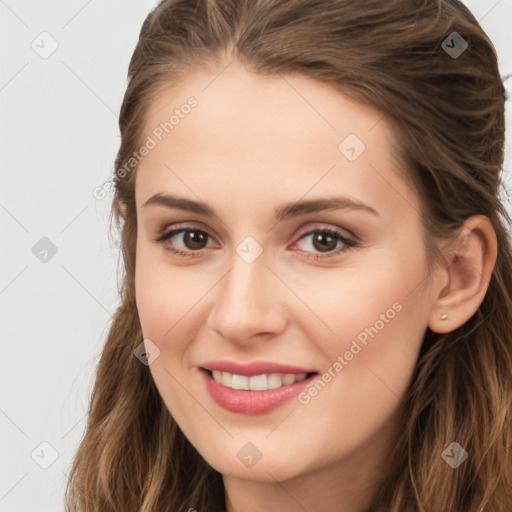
[288,261,429,460]
[293,244,431,428]
[135,258,168,340]
[134,244,207,343]
[298,244,430,355]
[134,252,205,433]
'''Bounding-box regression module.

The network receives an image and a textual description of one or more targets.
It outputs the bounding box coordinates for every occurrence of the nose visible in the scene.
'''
[207,248,287,347]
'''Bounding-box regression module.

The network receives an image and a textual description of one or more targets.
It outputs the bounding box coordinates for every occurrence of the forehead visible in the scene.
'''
[134,64,418,220]
[142,64,388,152]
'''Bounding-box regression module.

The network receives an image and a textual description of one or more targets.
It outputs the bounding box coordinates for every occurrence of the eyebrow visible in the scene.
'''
[142,193,379,221]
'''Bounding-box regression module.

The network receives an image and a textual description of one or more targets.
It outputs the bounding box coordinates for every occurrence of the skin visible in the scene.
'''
[131,62,497,512]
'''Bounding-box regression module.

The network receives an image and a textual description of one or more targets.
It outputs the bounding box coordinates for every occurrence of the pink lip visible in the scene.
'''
[198,364,318,415]
[200,360,317,376]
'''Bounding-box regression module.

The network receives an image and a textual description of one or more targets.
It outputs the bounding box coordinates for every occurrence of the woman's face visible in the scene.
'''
[134,64,438,485]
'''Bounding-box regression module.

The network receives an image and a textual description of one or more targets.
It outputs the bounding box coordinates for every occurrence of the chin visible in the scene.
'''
[196,441,312,482]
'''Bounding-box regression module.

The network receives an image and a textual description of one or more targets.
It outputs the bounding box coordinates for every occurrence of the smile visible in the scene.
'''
[199,363,318,415]
[210,370,311,390]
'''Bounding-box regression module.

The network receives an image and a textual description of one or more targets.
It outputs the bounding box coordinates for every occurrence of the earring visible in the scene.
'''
[440,314,448,320]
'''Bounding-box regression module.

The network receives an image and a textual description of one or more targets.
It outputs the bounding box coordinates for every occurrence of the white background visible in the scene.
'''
[1,1,511,510]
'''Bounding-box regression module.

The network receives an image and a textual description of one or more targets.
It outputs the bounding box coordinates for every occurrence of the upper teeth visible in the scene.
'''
[211,370,308,390]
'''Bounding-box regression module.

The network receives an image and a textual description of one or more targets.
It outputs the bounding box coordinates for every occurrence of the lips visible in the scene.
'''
[199,360,318,414]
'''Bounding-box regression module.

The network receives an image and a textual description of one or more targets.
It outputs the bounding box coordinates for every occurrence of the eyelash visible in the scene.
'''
[153,224,358,261]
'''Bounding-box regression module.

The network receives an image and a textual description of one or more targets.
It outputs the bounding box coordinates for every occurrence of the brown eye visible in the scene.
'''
[181,230,209,250]
[294,228,356,259]
[310,232,339,253]
[155,228,214,257]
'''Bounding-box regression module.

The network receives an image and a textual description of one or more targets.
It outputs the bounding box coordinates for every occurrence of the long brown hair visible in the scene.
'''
[65,1,512,510]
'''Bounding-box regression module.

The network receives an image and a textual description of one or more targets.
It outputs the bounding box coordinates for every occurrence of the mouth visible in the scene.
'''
[200,367,318,391]
[199,367,319,415]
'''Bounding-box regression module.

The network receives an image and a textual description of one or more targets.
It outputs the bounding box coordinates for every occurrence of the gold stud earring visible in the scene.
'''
[440,314,448,320]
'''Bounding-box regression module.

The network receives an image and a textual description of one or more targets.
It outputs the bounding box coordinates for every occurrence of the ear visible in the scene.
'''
[428,215,497,334]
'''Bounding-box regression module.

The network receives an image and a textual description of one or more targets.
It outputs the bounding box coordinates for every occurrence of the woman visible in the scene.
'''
[65,0,512,510]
